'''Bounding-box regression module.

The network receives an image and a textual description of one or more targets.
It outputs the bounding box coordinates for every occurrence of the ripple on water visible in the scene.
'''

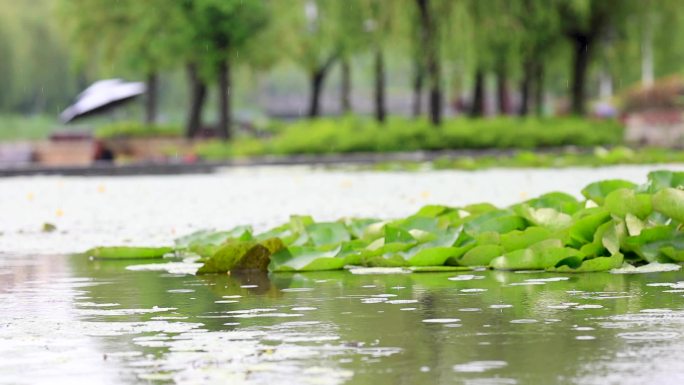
[386,299,418,305]
[617,331,679,341]
[453,360,508,373]
[281,288,314,292]
[463,378,518,385]
[423,318,461,323]
[525,277,570,283]
[448,275,485,281]
[510,319,538,324]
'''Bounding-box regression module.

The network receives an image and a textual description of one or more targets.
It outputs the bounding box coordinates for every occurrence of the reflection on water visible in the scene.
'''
[2,255,684,384]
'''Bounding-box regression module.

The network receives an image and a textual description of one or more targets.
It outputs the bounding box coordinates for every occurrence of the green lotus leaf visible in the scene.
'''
[581,179,636,204]
[652,188,684,223]
[306,222,351,247]
[604,188,652,219]
[460,245,504,266]
[500,226,552,252]
[516,191,581,214]
[86,246,173,260]
[384,225,416,243]
[519,206,573,231]
[549,253,624,273]
[269,245,344,272]
[567,209,611,247]
[644,170,684,193]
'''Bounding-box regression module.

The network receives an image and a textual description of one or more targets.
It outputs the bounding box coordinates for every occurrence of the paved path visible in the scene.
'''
[1,165,683,255]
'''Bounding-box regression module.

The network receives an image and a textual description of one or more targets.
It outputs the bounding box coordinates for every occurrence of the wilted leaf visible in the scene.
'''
[197,238,285,274]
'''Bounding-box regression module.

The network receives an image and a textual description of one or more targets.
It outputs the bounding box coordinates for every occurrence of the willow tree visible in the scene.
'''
[59,0,185,124]
[514,0,561,116]
[3,0,76,113]
[180,0,269,139]
[271,0,354,118]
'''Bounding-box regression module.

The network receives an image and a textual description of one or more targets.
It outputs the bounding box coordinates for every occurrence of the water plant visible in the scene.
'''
[86,170,684,275]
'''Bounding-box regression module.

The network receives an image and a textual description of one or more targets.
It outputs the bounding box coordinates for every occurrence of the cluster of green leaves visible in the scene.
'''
[94,121,182,139]
[128,170,680,275]
[429,147,684,171]
[195,116,624,159]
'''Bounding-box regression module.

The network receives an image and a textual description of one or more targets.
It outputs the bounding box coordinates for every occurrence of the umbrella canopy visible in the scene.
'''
[60,79,146,123]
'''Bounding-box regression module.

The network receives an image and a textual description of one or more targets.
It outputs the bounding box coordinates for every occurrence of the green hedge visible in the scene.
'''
[196,116,624,159]
[95,121,182,139]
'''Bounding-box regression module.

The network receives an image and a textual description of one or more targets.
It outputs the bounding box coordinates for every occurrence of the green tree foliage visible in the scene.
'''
[179,0,269,139]
[5,0,684,140]
[0,0,77,114]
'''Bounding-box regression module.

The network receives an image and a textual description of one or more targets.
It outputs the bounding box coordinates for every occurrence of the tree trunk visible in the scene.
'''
[374,48,386,123]
[145,72,158,125]
[416,0,442,126]
[534,62,545,116]
[427,60,442,125]
[470,69,485,117]
[340,58,352,114]
[217,59,231,140]
[570,36,591,115]
[308,54,338,118]
[185,63,207,139]
[412,57,424,117]
[309,70,325,118]
[496,65,511,115]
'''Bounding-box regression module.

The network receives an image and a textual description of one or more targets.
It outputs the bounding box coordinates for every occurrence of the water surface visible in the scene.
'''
[3,254,684,384]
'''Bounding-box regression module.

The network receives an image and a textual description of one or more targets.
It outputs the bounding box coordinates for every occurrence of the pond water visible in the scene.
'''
[3,253,684,384]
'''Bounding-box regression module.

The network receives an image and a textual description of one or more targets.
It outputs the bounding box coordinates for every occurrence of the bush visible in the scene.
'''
[95,121,182,139]
[195,116,625,160]
[621,76,684,113]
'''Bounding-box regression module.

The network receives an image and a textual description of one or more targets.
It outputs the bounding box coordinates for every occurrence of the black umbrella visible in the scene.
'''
[60,79,146,123]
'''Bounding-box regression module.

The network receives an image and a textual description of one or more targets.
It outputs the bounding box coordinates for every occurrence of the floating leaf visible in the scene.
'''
[306,222,350,247]
[197,238,285,274]
[86,246,172,260]
[490,249,542,270]
[644,170,684,192]
[500,227,552,252]
[581,179,636,204]
[460,245,504,266]
[409,266,474,272]
[465,210,526,235]
[519,206,572,231]
[42,222,57,233]
[269,245,344,272]
[652,188,684,223]
[567,209,610,247]
[384,225,415,243]
[549,253,624,273]
[604,188,652,219]
[524,191,582,214]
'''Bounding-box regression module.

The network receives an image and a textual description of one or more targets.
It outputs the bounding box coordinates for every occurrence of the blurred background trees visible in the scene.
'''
[2,0,684,138]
